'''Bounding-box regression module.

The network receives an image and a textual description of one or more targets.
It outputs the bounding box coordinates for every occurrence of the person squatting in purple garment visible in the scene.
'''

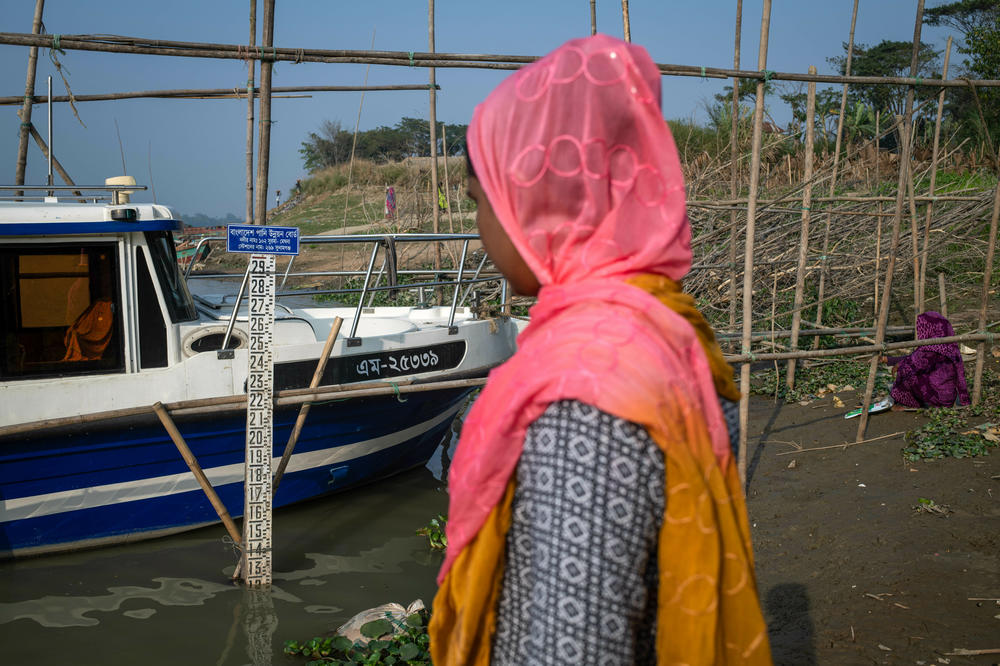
[880,311,970,409]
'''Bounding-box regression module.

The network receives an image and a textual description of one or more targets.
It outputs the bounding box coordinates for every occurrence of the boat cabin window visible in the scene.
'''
[144,231,197,323]
[1,244,124,380]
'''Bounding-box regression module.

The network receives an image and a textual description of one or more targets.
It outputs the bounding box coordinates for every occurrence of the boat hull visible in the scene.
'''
[0,387,470,558]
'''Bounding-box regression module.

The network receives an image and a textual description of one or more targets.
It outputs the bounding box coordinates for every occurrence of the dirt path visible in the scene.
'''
[746,389,1000,665]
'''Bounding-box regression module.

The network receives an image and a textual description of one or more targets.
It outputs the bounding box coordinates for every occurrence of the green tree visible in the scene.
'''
[925,0,1000,148]
[828,40,941,120]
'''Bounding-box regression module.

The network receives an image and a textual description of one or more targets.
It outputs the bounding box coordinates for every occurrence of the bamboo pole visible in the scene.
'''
[857,0,925,442]
[875,110,882,314]
[273,317,343,491]
[725,333,994,364]
[0,375,488,443]
[590,0,597,36]
[918,36,952,310]
[938,272,948,318]
[786,66,817,390]
[152,402,243,546]
[245,0,256,225]
[972,159,999,405]
[14,0,44,196]
[699,194,982,205]
[429,0,442,289]
[252,0,275,226]
[2,33,998,88]
[906,161,922,321]
[813,0,859,349]
[0,85,440,105]
[621,0,631,42]
[442,124,457,235]
[727,0,743,336]
[738,0,772,487]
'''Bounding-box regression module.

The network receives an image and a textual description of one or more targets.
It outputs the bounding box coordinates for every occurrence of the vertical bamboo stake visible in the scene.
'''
[429,0,442,284]
[738,0,772,488]
[857,0,925,441]
[938,272,948,318]
[253,0,275,227]
[245,0,256,224]
[14,0,45,196]
[972,156,999,406]
[874,110,882,314]
[442,124,456,235]
[590,0,597,35]
[786,66,817,391]
[814,0,859,348]
[727,0,743,336]
[918,36,952,310]
[906,161,922,320]
[621,0,631,42]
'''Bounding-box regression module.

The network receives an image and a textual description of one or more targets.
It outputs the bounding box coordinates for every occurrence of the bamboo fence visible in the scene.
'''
[7,1,1000,455]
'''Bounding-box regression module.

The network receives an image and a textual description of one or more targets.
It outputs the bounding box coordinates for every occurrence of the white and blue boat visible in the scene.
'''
[0,184,517,558]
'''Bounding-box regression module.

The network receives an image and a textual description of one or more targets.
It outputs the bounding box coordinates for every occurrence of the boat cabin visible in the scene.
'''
[0,197,196,382]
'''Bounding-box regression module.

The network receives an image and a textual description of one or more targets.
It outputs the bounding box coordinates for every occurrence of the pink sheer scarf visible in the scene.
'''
[439,34,732,581]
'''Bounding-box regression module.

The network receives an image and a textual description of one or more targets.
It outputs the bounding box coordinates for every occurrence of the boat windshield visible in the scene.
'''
[144,231,197,322]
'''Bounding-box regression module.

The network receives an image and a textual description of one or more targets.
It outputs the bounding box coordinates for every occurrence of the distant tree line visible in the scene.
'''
[300,117,469,172]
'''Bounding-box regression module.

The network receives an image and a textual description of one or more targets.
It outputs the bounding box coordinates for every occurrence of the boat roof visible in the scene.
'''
[0,199,181,235]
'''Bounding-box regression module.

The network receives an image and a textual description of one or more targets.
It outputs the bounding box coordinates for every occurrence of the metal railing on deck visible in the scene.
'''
[182,233,505,348]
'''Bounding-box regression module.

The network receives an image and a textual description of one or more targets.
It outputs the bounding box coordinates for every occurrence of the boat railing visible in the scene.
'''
[0,184,148,203]
[184,233,507,347]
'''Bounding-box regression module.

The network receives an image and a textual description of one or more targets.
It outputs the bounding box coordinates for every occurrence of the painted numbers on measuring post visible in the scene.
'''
[242,253,275,586]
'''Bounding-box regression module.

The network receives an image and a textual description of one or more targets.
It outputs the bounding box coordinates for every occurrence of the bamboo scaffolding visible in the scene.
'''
[918,36,952,311]
[2,33,999,88]
[727,0,742,336]
[814,0,859,349]
[786,66,816,390]
[245,0,255,225]
[857,0,925,442]
[738,0,772,486]
[252,0,274,227]
[972,161,1000,406]
[14,0,44,195]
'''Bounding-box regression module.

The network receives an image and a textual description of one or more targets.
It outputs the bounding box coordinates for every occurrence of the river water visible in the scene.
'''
[0,385,466,666]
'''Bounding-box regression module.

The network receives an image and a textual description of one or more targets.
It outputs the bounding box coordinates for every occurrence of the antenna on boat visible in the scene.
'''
[114,118,127,175]
[147,140,157,203]
[46,75,53,193]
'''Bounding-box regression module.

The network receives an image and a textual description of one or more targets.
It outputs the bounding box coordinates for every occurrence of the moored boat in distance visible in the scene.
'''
[0,184,517,558]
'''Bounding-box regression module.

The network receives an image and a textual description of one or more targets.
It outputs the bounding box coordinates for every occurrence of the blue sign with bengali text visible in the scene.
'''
[227,224,300,255]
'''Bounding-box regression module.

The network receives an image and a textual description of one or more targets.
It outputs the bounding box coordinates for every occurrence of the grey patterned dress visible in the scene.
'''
[491,398,739,665]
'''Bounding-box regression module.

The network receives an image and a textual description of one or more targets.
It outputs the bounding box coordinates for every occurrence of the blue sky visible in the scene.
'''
[0,1,963,218]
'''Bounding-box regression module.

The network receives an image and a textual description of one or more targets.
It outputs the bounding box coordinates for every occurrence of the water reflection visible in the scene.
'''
[0,451,454,665]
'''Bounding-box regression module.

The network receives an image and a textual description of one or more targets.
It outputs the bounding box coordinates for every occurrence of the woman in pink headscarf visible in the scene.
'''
[429,35,771,665]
